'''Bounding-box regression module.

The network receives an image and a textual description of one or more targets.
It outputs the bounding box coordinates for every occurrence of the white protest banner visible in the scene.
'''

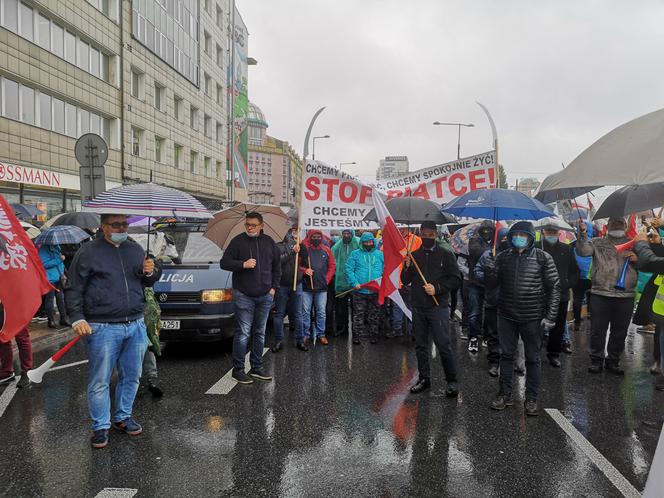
[300,151,496,230]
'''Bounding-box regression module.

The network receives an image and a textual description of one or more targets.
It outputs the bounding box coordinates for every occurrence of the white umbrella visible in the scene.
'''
[533,216,574,231]
[536,107,664,203]
[20,221,41,239]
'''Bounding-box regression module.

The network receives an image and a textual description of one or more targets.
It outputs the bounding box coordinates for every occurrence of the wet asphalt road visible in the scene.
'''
[1,317,663,498]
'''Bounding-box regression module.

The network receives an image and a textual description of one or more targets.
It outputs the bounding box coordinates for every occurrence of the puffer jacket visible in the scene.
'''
[576,230,637,298]
[331,231,360,292]
[487,221,561,323]
[467,220,494,286]
[38,244,65,284]
[345,232,384,294]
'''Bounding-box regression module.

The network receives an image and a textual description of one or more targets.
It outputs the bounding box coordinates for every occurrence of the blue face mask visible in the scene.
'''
[110,232,128,244]
[544,235,558,245]
[512,235,529,249]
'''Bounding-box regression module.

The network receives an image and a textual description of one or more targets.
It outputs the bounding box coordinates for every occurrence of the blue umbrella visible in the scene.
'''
[11,203,43,220]
[441,188,554,221]
[34,225,91,246]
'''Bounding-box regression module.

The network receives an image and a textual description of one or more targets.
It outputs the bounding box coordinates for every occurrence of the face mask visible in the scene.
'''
[343,235,352,243]
[110,232,128,244]
[480,230,493,241]
[363,243,374,251]
[512,235,529,249]
[331,236,340,244]
[608,230,625,238]
[311,238,322,246]
[544,235,558,245]
[247,231,259,238]
[421,237,436,249]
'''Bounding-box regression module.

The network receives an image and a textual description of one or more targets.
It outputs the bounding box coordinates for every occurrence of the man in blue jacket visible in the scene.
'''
[346,232,384,345]
[220,212,281,385]
[66,214,161,449]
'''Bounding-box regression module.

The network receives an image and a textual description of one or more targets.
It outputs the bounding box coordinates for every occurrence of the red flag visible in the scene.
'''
[586,194,594,213]
[360,279,381,293]
[372,190,412,320]
[0,195,52,341]
[626,214,638,239]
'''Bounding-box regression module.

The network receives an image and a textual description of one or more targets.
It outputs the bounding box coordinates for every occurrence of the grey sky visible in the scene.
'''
[237,0,664,188]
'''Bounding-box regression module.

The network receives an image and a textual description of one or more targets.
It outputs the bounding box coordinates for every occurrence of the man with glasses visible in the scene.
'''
[66,214,161,449]
[221,212,281,385]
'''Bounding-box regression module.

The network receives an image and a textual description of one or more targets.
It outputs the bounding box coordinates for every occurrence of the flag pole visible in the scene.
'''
[408,252,439,306]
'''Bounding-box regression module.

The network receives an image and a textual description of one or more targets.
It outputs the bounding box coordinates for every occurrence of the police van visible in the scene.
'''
[136,222,235,342]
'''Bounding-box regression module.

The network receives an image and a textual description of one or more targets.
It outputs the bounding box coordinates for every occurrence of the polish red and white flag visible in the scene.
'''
[372,190,412,320]
[0,195,52,341]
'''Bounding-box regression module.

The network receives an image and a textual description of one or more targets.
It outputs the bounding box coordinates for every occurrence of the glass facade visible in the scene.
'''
[132,0,200,86]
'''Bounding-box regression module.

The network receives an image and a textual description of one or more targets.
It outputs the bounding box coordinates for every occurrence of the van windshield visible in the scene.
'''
[133,229,223,264]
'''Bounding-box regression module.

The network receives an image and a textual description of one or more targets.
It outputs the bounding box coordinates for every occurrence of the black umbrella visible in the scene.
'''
[593,183,664,220]
[50,212,101,230]
[363,196,456,224]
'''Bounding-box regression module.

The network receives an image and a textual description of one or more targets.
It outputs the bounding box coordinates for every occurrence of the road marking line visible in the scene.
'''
[94,488,138,498]
[49,359,89,372]
[0,381,18,419]
[206,348,269,395]
[545,408,641,498]
[455,309,462,321]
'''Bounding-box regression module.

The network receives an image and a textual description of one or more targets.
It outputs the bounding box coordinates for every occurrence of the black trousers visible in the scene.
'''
[352,293,380,341]
[335,293,353,335]
[413,306,457,383]
[589,294,633,364]
[325,280,336,334]
[498,317,543,400]
[485,307,500,366]
[573,279,592,324]
[547,300,569,357]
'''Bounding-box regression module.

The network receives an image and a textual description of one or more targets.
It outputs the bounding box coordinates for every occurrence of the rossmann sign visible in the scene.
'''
[0,162,79,190]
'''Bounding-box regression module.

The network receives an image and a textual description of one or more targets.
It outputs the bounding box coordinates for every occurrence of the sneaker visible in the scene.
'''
[16,374,30,388]
[0,373,15,384]
[232,369,254,384]
[459,328,470,340]
[563,342,573,355]
[91,429,109,449]
[296,342,309,352]
[410,378,431,394]
[468,338,479,353]
[112,418,143,436]
[490,393,513,411]
[147,380,164,398]
[445,381,459,398]
[488,365,499,378]
[548,355,562,368]
[271,341,283,353]
[525,399,539,416]
[248,369,273,382]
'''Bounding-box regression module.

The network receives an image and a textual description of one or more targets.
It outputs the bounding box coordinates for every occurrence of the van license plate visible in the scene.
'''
[160,320,180,330]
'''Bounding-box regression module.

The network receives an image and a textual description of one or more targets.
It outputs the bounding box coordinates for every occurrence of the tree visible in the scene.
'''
[497,164,508,189]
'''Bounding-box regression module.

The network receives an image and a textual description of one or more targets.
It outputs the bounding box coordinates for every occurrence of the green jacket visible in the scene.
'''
[332,236,360,292]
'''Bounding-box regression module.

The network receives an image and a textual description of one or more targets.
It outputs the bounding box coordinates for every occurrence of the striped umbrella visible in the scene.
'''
[34,225,91,246]
[81,183,212,219]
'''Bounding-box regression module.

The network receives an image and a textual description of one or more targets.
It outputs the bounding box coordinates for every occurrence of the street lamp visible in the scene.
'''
[312,135,330,160]
[432,122,474,159]
[339,161,356,171]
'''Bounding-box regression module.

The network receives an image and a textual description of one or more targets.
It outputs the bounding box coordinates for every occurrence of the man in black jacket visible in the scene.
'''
[403,221,462,398]
[272,230,308,352]
[66,213,161,449]
[467,220,495,353]
[540,227,580,368]
[486,221,560,416]
[220,212,281,385]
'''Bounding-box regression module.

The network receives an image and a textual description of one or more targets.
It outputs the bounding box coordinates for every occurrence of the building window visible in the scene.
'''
[90,47,100,78]
[216,5,223,28]
[78,108,90,135]
[154,82,165,111]
[155,135,164,162]
[2,78,19,120]
[19,2,33,41]
[204,114,212,138]
[89,112,100,134]
[37,13,50,50]
[65,102,76,137]
[216,160,222,178]
[131,126,143,156]
[64,30,76,65]
[216,122,223,144]
[216,84,223,104]
[204,157,211,177]
[174,144,183,168]
[204,73,210,95]
[3,0,18,33]
[131,68,143,99]
[88,0,118,21]
[77,39,90,72]
[174,94,183,121]
[204,31,211,54]
[216,44,223,67]
[20,85,34,124]
[38,93,51,130]
[190,150,197,174]
[52,98,64,133]
[190,105,198,130]
[51,23,64,58]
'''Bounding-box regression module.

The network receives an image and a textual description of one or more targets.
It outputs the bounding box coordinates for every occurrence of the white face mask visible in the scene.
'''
[246,231,259,238]
[608,230,625,238]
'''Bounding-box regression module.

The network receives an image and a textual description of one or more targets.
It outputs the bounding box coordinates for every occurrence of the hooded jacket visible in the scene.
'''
[345,232,384,294]
[576,226,637,298]
[468,220,495,287]
[486,221,561,322]
[300,230,335,292]
[38,244,65,284]
[220,232,281,297]
[331,230,360,292]
[277,233,308,288]
[633,241,664,325]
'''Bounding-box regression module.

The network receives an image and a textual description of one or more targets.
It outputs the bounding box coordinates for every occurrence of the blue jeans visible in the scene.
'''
[302,291,327,338]
[273,284,304,343]
[391,288,412,334]
[86,318,148,431]
[233,290,272,371]
[468,284,485,339]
